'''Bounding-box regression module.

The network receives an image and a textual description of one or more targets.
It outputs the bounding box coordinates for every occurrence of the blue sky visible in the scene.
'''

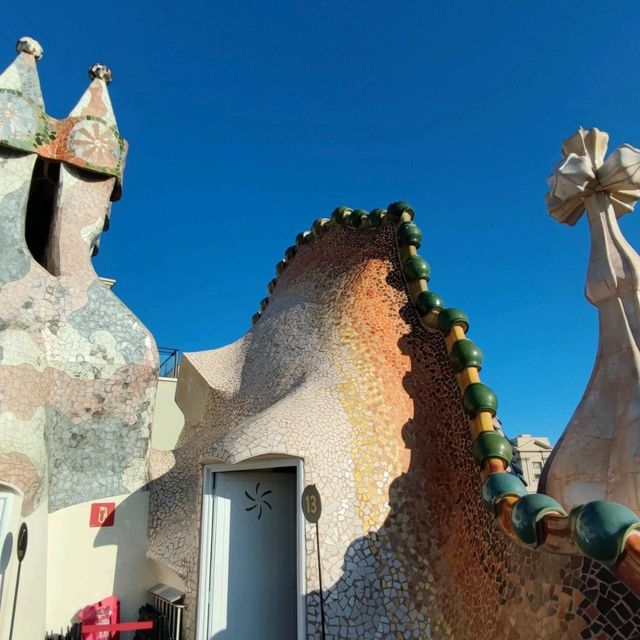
[2,2,640,444]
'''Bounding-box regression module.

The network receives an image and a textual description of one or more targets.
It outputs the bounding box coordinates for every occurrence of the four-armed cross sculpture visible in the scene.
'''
[543,127,640,514]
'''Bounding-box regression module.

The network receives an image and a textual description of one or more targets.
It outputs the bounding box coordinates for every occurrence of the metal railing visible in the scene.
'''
[148,584,185,640]
[158,347,181,379]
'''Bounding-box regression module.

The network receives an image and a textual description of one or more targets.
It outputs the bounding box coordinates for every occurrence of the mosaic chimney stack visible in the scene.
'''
[543,128,640,513]
[0,38,158,637]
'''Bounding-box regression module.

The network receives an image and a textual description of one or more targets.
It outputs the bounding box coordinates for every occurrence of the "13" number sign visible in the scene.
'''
[301,484,322,523]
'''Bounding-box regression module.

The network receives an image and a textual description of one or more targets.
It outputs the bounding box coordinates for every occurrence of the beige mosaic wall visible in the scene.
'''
[150,221,640,639]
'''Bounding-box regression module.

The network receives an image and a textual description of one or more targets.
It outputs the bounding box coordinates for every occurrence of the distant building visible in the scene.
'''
[510,435,554,492]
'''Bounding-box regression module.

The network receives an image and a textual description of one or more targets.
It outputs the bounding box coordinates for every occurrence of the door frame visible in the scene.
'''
[196,458,306,640]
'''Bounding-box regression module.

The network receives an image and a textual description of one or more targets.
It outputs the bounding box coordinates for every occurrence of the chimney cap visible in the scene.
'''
[16,37,43,60]
[88,63,112,84]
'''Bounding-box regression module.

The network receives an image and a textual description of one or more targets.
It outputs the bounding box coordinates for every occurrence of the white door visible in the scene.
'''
[207,468,297,640]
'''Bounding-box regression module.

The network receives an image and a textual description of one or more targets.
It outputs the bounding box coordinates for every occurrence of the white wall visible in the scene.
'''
[151,377,185,450]
[1,499,48,640]
[46,490,162,638]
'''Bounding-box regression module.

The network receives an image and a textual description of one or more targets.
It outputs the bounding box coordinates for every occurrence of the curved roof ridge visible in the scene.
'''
[251,201,413,324]
[251,199,640,593]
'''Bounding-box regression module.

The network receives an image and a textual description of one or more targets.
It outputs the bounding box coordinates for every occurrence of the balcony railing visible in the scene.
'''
[158,347,181,379]
[148,583,185,640]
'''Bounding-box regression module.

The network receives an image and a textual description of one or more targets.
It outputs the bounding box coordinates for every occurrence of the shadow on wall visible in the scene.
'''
[87,490,170,632]
[0,532,12,611]
[43,490,160,636]
[304,278,640,639]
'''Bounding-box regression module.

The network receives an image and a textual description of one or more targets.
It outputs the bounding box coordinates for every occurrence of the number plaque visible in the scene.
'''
[301,484,322,523]
[16,523,28,562]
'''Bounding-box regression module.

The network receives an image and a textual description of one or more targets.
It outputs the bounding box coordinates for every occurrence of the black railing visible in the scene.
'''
[158,347,181,379]
[45,624,81,639]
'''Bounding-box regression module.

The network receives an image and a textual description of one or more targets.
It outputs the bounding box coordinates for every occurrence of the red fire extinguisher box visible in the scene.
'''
[89,503,116,528]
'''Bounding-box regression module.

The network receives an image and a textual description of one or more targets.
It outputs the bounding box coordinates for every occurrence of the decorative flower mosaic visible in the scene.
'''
[244,482,272,519]
[0,92,39,142]
[68,120,120,169]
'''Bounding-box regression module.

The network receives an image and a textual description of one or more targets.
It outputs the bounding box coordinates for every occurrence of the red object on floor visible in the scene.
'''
[79,596,119,639]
